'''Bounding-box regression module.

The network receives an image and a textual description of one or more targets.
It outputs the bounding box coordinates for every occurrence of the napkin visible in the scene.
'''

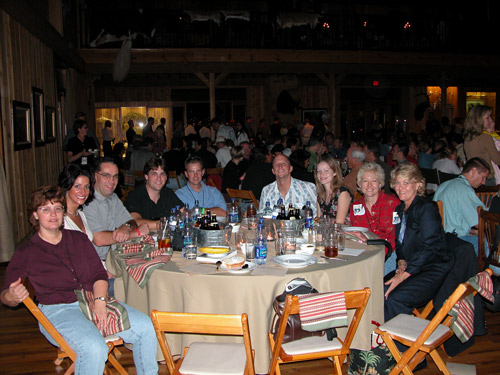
[341,248,364,256]
[116,235,155,254]
[124,255,171,288]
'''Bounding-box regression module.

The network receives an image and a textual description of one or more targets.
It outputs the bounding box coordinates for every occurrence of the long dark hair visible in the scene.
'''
[58,163,95,205]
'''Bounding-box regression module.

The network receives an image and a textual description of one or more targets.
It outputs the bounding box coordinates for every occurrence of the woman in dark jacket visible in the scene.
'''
[384,163,452,321]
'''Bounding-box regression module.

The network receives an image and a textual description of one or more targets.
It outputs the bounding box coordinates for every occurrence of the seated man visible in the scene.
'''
[124,157,184,228]
[433,157,489,254]
[175,156,227,216]
[83,157,150,262]
[259,154,317,216]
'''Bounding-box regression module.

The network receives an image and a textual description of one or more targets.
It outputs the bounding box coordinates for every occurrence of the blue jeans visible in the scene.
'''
[384,251,397,276]
[39,301,158,375]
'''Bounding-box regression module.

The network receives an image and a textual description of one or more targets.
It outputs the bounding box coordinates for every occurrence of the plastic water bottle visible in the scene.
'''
[272,198,283,219]
[255,224,268,265]
[303,201,313,220]
[228,198,239,225]
[262,201,273,219]
[168,208,177,232]
[191,200,201,222]
[182,226,193,258]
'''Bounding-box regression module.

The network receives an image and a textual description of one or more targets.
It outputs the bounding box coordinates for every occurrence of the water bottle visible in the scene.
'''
[168,208,177,232]
[182,226,193,258]
[303,201,313,220]
[228,198,239,225]
[255,224,268,265]
[262,201,273,219]
[191,200,201,222]
[272,198,283,220]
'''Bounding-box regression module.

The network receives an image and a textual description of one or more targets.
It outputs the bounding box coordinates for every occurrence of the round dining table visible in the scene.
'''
[106,228,385,374]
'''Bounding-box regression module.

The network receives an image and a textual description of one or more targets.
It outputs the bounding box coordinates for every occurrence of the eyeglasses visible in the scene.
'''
[38,206,64,215]
[97,172,120,181]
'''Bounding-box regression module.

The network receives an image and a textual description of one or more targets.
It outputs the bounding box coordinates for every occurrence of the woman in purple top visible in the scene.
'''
[0,186,158,375]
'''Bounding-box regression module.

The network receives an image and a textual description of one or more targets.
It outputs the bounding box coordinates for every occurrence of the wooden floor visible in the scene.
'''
[1,262,499,375]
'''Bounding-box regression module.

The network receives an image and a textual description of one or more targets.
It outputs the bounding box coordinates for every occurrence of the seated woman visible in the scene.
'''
[221,146,246,194]
[314,154,352,223]
[385,163,452,322]
[58,163,94,241]
[349,162,401,275]
[0,186,158,375]
[432,145,462,175]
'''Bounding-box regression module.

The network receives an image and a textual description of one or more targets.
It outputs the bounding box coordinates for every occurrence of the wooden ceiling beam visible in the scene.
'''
[0,0,85,72]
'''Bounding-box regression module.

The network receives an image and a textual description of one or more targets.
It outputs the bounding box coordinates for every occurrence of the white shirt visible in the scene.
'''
[63,210,93,242]
[216,146,232,167]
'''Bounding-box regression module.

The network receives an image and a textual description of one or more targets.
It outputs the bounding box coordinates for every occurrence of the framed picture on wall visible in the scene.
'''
[32,87,45,146]
[302,108,328,125]
[12,101,32,151]
[45,106,56,143]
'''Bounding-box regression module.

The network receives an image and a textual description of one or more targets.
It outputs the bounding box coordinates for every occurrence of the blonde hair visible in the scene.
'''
[390,163,426,196]
[314,155,343,202]
[464,105,493,141]
[357,162,385,190]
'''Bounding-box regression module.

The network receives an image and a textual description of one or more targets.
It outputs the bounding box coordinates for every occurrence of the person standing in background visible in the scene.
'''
[102,120,114,157]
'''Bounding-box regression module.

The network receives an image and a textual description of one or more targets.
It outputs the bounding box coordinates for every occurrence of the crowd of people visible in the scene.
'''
[1,105,498,373]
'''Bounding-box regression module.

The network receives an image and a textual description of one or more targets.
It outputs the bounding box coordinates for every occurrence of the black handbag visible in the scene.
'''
[272,278,337,343]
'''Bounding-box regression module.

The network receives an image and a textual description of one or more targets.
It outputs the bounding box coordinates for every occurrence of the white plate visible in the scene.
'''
[221,261,256,274]
[342,226,369,232]
[271,254,318,268]
[205,252,230,259]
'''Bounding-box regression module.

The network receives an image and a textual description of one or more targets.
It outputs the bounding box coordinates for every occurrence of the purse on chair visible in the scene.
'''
[271,278,337,343]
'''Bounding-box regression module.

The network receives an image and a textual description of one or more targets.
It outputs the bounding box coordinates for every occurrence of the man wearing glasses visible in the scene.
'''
[83,157,150,261]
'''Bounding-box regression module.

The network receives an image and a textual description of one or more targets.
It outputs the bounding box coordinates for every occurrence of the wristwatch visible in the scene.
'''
[94,296,107,302]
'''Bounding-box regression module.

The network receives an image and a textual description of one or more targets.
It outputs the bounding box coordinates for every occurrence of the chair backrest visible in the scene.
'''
[392,269,493,374]
[476,191,497,209]
[168,170,181,189]
[437,170,458,185]
[226,188,260,209]
[477,206,500,271]
[206,167,224,176]
[436,200,445,228]
[21,279,77,362]
[420,168,439,185]
[150,311,255,375]
[273,288,371,357]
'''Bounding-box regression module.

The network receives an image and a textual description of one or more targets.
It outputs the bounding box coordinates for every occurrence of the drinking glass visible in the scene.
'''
[185,236,197,260]
[324,232,338,258]
[241,239,255,261]
[283,235,296,254]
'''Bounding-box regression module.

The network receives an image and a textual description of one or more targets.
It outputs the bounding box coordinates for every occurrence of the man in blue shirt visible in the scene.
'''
[433,157,490,254]
[175,156,227,216]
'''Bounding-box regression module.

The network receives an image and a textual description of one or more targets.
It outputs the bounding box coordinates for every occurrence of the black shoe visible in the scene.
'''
[413,358,428,372]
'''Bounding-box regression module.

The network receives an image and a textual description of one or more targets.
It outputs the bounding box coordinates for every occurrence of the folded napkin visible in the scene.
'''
[449,271,494,343]
[298,292,348,332]
[116,235,155,254]
[125,255,171,288]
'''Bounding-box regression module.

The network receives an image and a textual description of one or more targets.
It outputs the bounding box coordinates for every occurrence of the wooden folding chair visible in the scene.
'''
[268,287,371,375]
[168,170,181,189]
[436,200,444,227]
[375,269,493,375]
[477,206,500,271]
[150,311,255,375]
[21,279,127,375]
[226,188,260,209]
[476,190,498,209]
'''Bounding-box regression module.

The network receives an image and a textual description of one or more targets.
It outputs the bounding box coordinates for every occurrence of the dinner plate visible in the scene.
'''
[342,226,369,232]
[221,261,256,274]
[271,254,318,268]
[205,252,230,259]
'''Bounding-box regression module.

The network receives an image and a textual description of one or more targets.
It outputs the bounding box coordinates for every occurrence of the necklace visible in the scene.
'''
[66,209,79,217]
